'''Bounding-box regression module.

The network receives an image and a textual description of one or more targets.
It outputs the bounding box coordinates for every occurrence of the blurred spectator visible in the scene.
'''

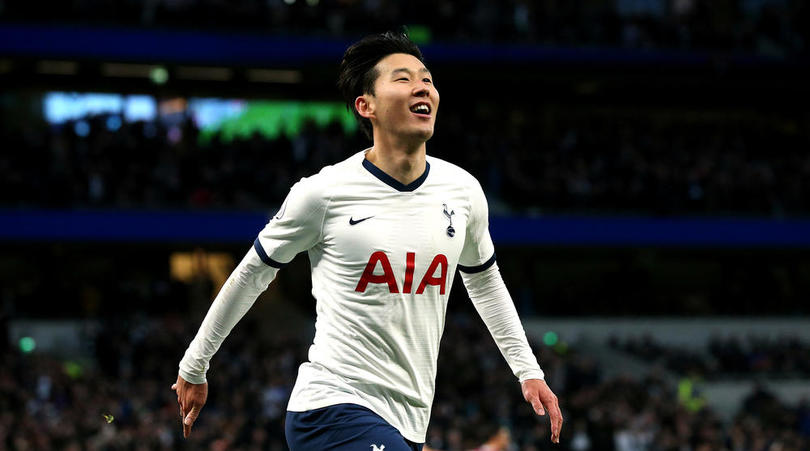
[613,333,810,379]
[2,302,808,449]
[2,106,808,217]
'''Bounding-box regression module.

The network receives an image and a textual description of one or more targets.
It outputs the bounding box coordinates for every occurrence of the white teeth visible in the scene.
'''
[412,104,430,114]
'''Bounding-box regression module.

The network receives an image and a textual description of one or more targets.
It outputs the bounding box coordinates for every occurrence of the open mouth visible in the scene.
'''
[409,103,431,116]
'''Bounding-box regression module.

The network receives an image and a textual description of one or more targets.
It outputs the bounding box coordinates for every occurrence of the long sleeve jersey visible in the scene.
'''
[179,150,544,442]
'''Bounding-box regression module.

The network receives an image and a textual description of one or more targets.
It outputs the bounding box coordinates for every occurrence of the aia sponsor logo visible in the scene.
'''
[355,252,448,294]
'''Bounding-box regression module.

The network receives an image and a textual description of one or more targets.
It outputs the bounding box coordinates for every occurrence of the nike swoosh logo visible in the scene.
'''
[349,216,374,225]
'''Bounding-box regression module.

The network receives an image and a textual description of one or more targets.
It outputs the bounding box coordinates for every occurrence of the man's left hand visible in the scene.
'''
[521,379,563,443]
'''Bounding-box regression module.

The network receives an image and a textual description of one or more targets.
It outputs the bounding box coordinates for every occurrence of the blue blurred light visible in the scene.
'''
[74,120,90,137]
[106,116,122,131]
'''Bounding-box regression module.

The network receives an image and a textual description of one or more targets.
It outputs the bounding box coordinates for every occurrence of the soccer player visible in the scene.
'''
[172,31,563,450]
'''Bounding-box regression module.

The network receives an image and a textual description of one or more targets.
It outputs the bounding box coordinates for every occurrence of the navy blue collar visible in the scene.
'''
[362,158,430,192]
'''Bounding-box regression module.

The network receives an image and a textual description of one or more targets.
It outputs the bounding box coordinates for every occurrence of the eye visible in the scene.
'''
[396,77,409,82]
[423,78,432,84]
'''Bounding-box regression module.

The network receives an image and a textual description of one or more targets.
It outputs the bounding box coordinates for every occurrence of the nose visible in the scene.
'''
[413,83,430,98]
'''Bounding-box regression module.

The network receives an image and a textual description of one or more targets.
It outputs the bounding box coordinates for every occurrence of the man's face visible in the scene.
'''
[363,53,440,143]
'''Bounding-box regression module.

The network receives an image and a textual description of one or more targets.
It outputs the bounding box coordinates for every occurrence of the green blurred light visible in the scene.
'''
[150,67,169,85]
[19,336,36,353]
[64,361,83,379]
[406,25,432,44]
[198,101,357,145]
[542,331,559,346]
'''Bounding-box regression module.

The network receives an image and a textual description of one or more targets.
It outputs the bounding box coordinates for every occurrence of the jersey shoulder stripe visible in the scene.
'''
[253,238,288,268]
[253,151,365,265]
[458,253,497,273]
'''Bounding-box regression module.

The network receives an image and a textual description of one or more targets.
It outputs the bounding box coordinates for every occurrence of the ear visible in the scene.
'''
[355,94,375,120]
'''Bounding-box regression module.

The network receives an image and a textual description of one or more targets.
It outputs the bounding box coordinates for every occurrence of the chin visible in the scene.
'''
[412,126,435,142]
[394,125,434,145]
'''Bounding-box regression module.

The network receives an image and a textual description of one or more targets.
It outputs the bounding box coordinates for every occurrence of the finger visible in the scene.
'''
[551,419,560,443]
[184,410,196,426]
[180,406,188,437]
[550,407,563,443]
[171,383,177,391]
[178,397,188,434]
[531,398,546,416]
[182,405,196,438]
[184,405,200,430]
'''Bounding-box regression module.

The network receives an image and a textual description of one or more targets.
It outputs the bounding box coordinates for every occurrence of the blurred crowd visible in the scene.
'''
[0,315,302,450]
[3,243,809,337]
[612,333,810,380]
[1,0,808,57]
[2,107,808,217]
[2,310,809,450]
[3,1,809,449]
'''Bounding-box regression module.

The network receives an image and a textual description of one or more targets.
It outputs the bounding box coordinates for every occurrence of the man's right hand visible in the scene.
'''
[171,375,208,438]
[521,379,563,443]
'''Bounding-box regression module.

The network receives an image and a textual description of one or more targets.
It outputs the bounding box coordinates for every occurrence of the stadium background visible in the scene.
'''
[1,1,810,449]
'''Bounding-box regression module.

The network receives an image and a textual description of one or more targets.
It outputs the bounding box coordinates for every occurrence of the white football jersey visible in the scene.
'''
[252,150,540,442]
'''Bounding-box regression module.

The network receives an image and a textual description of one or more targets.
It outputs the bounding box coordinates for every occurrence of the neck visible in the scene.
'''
[365,133,427,186]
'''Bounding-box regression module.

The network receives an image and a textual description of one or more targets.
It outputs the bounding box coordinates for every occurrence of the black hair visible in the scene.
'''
[337,31,425,140]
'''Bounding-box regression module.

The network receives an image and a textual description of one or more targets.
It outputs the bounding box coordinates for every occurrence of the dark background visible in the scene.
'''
[1,1,809,449]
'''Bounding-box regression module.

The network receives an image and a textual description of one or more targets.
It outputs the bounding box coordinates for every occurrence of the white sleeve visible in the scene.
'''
[178,248,278,384]
[254,177,327,266]
[459,177,496,271]
[461,262,545,382]
[178,177,328,384]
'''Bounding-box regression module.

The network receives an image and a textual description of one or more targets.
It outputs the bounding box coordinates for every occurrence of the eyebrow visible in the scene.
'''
[391,68,432,77]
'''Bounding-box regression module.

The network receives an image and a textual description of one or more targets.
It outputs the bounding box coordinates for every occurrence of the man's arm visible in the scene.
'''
[173,247,280,437]
[172,174,328,437]
[457,174,562,442]
[460,263,563,443]
[178,247,279,383]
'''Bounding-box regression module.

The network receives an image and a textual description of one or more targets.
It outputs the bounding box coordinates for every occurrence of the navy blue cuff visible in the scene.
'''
[253,238,288,269]
[457,253,496,274]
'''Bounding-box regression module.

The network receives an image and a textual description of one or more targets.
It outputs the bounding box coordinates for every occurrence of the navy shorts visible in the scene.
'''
[285,403,424,451]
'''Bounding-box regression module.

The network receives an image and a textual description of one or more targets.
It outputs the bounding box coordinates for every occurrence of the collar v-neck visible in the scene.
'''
[362,158,430,192]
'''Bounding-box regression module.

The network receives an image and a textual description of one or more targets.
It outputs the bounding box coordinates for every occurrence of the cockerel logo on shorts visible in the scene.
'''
[371,444,385,451]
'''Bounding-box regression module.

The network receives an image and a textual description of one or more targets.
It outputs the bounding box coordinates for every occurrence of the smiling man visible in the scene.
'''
[172,32,562,450]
